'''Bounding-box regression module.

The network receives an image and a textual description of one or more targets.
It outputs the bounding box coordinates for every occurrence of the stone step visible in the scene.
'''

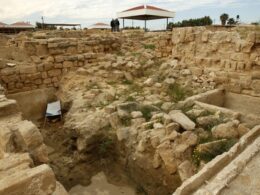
[0,153,32,173]
[0,164,56,195]
[0,98,18,117]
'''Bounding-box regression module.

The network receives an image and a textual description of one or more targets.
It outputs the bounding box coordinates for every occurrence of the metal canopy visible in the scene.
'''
[117,5,175,30]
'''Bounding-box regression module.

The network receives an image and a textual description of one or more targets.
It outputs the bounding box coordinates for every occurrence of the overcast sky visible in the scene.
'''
[0,0,259,29]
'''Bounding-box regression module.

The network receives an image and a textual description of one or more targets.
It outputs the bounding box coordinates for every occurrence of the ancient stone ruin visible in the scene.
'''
[0,26,259,195]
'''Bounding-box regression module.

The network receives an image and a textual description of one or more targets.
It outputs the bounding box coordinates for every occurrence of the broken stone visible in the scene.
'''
[212,121,239,139]
[131,111,143,119]
[177,160,194,181]
[169,110,196,131]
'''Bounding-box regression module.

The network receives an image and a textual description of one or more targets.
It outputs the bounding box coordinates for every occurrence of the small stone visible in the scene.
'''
[153,123,164,129]
[131,111,143,119]
[178,160,194,181]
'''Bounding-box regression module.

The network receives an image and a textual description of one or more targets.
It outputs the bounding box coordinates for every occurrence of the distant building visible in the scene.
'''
[0,21,34,34]
[0,22,7,27]
[88,23,111,30]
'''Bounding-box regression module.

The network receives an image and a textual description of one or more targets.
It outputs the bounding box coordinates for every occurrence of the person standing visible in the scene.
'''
[115,18,120,32]
[110,19,115,32]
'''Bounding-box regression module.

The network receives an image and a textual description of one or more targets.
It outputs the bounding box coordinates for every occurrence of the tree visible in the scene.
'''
[227,18,236,25]
[167,16,213,29]
[220,13,229,25]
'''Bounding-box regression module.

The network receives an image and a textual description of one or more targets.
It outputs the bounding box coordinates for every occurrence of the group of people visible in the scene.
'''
[110,19,120,32]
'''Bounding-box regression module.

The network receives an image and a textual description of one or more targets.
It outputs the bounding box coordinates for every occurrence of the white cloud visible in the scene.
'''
[0,0,242,21]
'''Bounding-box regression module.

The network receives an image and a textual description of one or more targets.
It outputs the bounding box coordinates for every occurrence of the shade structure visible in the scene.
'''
[0,21,34,34]
[10,22,34,29]
[117,5,175,30]
[89,23,111,30]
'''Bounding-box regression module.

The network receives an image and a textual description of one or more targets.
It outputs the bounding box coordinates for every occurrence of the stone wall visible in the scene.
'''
[0,30,174,94]
[0,33,121,93]
[172,26,260,96]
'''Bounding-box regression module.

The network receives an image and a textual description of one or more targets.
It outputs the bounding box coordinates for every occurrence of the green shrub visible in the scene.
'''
[143,44,156,50]
[167,83,193,102]
[140,106,153,121]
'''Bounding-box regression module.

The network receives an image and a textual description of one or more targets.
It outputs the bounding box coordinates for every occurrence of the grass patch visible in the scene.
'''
[140,106,153,121]
[132,52,141,57]
[122,79,133,85]
[167,83,193,102]
[125,96,136,102]
[143,44,156,50]
[192,138,238,167]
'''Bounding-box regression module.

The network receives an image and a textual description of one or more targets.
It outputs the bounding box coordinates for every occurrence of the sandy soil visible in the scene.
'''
[69,172,136,195]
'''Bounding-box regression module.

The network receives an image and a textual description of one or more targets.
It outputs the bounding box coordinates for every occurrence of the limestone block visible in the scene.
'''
[63,61,73,68]
[230,53,249,61]
[169,110,196,131]
[37,63,44,72]
[201,31,209,42]
[36,45,48,56]
[44,62,54,71]
[212,121,239,139]
[252,71,260,79]
[246,32,256,43]
[181,131,198,146]
[0,125,15,153]
[55,56,64,63]
[196,139,229,156]
[251,80,260,94]
[31,56,41,64]
[178,160,194,182]
[43,78,52,84]
[0,99,18,117]
[117,127,129,141]
[34,79,42,85]
[1,68,16,76]
[157,142,177,174]
[131,111,143,119]
[52,182,69,195]
[0,164,56,195]
[241,41,254,53]
[152,151,162,169]
[0,153,32,174]
[47,69,62,77]
[19,66,37,74]
[31,144,49,163]
[13,120,43,150]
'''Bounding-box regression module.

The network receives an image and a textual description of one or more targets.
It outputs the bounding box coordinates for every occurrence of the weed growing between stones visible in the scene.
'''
[192,138,238,167]
[167,83,193,102]
[143,44,156,50]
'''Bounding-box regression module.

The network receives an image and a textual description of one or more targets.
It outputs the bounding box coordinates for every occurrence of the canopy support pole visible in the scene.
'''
[166,18,169,30]
[123,19,125,29]
[144,19,147,32]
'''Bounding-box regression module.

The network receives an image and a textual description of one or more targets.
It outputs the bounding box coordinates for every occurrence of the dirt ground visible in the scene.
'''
[38,120,141,194]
